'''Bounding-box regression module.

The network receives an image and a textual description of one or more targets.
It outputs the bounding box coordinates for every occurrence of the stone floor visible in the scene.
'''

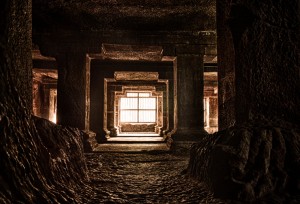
[80,152,226,204]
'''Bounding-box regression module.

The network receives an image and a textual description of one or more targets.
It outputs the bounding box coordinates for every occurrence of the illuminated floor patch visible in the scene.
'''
[94,143,170,153]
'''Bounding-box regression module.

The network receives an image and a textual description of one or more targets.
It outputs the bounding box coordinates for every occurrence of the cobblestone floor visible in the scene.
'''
[81,152,226,204]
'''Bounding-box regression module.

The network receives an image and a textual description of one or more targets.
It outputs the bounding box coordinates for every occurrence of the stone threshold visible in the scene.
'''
[93,143,170,153]
[117,133,160,137]
[107,136,164,143]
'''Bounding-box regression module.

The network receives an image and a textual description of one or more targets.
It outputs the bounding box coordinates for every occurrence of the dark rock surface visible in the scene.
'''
[213,1,300,201]
[33,117,89,187]
[216,0,236,130]
[55,52,87,129]
[81,152,225,204]
[187,119,300,202]
[33,0,216,31]
[217,0,300,127]
[0,0,88,202]
[0,0,33,110]
[0,98,89,203]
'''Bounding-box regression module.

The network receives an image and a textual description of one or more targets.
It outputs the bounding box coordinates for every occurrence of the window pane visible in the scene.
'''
[127,92,138,97]
[120,110,138,122]
[119,92,157,123]
[139,98,156,109]
[120,98,138,109]
[139,92,150,97]
[139,110,156,122]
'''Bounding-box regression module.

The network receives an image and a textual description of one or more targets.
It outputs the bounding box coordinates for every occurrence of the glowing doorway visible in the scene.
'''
[119,92,157,123]
[112,87,164,136]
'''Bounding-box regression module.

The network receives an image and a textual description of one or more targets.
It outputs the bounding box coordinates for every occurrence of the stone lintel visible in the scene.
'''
[114,71,159,81]
[34,30,216,55]
[102,44,163,61]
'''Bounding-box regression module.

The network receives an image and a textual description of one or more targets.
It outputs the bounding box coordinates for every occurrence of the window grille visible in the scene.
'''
[120,92,156,123]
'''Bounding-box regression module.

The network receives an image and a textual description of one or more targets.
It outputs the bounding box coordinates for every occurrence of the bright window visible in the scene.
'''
[120,92,156,123]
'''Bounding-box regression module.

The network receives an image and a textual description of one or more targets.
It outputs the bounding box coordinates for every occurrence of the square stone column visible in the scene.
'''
[217,0,300,127]
[217,0,236,130]
[171,45,208,142]
[1,0,32,111]
[55,52,88,130]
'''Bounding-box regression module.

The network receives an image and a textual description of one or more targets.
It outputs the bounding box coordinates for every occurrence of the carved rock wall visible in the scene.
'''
[0,0,33,110]
[187,120,300,202]
[217,0,236,130]
[0,0,88,202]
[218,0,300,126]
[33,0,216,31]
[198,1,300,200]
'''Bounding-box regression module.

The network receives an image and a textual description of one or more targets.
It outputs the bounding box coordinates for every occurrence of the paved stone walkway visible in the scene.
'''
[81,152,226,204]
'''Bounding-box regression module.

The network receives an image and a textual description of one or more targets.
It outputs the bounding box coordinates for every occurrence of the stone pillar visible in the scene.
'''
[172,45,207,141]
[217,0,236,130]
[0,0,32,110]
[55,52,87,130]
[218,0,300,126]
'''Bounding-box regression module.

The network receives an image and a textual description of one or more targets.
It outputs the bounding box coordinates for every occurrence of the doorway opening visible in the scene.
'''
[32,68,57,123]
[119,92,157,123]
[203,52,218,134]
[115,89,162,136]
[32,49,58,123]
[203,71,218,133]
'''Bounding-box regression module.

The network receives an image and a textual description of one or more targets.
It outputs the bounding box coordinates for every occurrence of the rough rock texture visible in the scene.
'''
[218,0,300,126]
[0,0,33,110]
[81,153,225,204]
[0,59,89,203]
[201,1,300,201]
[0,65,89,203]
[33,0,216,31]
[33,117,89,189]
[187,119,300,202]
[0,0,88,202]
[216,0,236,130]
[233,1,300,125]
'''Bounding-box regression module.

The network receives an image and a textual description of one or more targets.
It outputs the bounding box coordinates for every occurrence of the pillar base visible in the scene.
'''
[171,128,208,141]
[82,131,99,152]
[170,128,208,154]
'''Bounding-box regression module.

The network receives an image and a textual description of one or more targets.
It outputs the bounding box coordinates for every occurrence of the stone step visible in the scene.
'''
[117,133,160,137]
[94,143,170,153]
[106,136,165,143]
